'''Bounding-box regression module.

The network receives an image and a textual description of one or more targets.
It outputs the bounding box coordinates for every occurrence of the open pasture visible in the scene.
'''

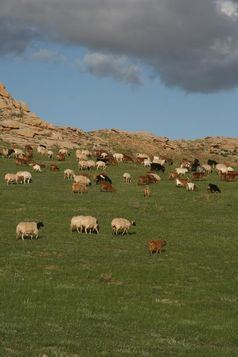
[0,151,238,356]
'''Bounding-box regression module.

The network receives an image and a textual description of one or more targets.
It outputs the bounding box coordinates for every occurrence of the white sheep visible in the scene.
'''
[37,146,47,155]
[73,175,91,186]
[113,153,124,162]
[4,173,18,185]
[16,171,32,184]
[32,164,42,172]
[202,164,212,174]
[13,148,24,158]
[16,221,44,240]
[122,172,131,183]
[70,216,99,234]
[111,218,136,235]
[64,169,75,179]
[96,161,106,170]
[75,150,88,161]
[175,167,188,175]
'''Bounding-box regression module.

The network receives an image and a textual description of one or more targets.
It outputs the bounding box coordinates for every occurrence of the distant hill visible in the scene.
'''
[0,82,238,161]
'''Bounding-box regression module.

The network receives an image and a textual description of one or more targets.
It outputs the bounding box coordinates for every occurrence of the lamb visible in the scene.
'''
[70,216,99,234]
[16,221,44,240]
[64,169,75,179]
[16,171,32,184]
[111,218,136,235]
[122,172,131,183]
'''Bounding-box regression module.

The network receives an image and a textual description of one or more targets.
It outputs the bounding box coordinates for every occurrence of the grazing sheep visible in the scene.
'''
[4,173,18,185]
[58,148,70,157]
[0,148,15,158]
[16,221,44,240]
[96,161,107,170]
[37,146,47,155]
[111,218,136,235]
[100,182,116,192]
[122,172,131,183]
[175,167,188,175]
[113,153,124,162]
[16,171,32,184]
[72,182,88,193]
[64,169,75,179]
[73,175,91,186]
[202,164,212,174]
[13,148,24,158]
[70,216,99,234]
[32,164,42,172]
[148,240,167,254]
[147,172,161,182]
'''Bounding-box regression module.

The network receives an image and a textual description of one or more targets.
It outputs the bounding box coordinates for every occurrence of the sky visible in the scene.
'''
[1,0,238,139]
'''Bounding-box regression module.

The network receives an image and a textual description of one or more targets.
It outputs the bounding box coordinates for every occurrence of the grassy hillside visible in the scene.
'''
[0,152,238,357]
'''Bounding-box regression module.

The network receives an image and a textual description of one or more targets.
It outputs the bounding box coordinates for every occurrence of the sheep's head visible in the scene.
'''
[37,222,44,229]
[131,221,136,226]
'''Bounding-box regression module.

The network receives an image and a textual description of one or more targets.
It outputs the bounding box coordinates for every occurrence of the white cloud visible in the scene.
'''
[29,48,66,63]
[77,52,143,85]
[217,0,238,19]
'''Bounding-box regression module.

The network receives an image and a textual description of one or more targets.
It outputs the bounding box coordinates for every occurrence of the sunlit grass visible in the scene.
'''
[0,152,238,356]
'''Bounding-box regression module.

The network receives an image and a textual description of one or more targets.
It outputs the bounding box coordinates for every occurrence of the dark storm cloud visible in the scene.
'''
[1,0,238,92]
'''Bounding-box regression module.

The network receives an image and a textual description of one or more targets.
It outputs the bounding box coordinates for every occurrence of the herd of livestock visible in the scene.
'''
[1,143,237,253]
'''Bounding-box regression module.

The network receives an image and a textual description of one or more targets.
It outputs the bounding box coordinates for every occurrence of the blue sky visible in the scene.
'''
[1,1,238,139]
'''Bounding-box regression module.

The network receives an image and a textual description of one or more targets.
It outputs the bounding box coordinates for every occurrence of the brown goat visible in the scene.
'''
[50,164,59,171]
[144,186,151,198]
[72,182,88,193]
[148,240,167,255]
[100,182,116,192]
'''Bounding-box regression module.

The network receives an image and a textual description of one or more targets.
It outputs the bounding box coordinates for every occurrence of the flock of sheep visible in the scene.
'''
[2,144,234,254]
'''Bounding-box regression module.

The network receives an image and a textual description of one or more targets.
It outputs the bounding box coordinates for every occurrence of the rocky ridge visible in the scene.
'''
[0,82,238,161]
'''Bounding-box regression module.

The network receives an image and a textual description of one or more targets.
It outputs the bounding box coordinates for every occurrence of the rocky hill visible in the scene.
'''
[0,82,238,161]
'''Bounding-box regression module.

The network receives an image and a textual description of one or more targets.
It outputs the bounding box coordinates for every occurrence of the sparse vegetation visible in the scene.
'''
[0,151,238,356]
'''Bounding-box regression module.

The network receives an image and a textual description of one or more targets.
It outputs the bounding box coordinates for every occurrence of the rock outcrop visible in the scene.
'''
[0,82,238,161]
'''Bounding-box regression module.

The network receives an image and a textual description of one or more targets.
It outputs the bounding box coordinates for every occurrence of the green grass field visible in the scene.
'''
[0,152,238,357]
